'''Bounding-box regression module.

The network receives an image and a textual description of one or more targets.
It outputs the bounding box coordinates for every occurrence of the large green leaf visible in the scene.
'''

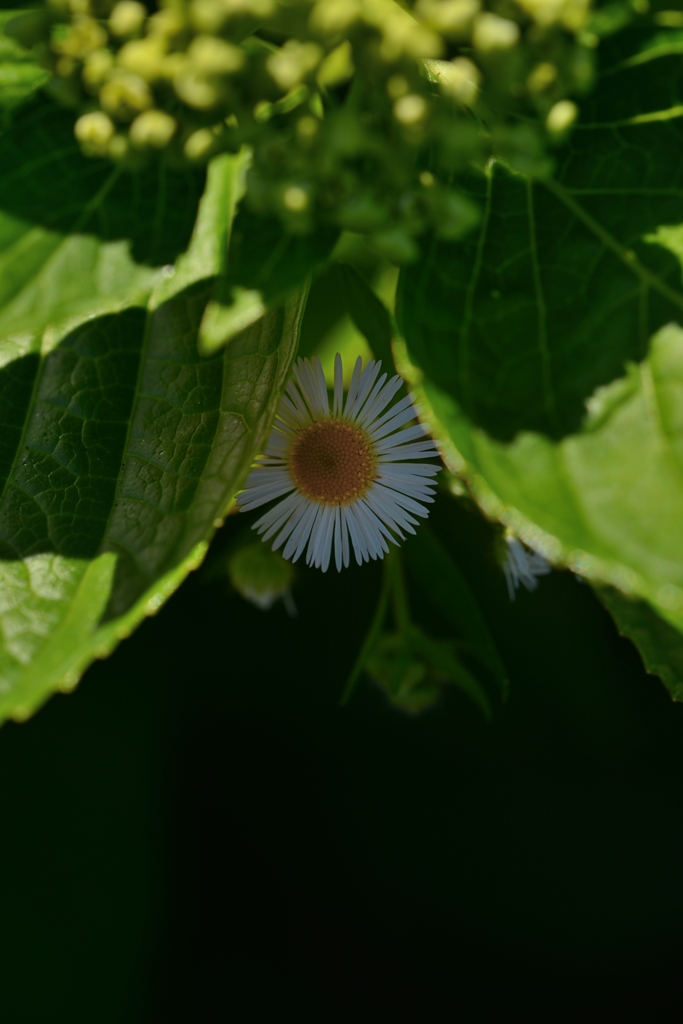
[396,25,683,629]
[0,109,307,722]
[0,285,306,722]
[596,586,683,703]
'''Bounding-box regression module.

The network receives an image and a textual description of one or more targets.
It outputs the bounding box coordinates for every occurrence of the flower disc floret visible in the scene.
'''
[237,354,442,572]
[288,419,377,505]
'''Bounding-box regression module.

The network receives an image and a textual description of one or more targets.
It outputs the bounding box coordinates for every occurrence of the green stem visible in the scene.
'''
[339,553,393,706]
[391,550,411,634]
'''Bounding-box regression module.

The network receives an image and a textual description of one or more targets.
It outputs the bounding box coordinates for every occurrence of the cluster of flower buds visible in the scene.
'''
[9,0,597,260]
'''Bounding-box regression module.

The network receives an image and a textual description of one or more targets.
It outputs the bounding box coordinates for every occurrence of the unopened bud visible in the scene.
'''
[527,61,557,94]
[108,132,129,160]
[129,109,177,148]
[117,38,167,80]
[266,40,323,91]
[187,35,245,75]
[173,69,219,109]
[109,1,147,38]
[74,110,115,156]
[546,99,578,134]
[282,185,308,212]
[414,0,479,35]
[393,94,427,125]
[100,71,153,120]
[426,57,480,105]
[472,12,520,52]
[183,127,215,161]
[82,48,115,89]
[147,8,186,38]
[227,543,295,612]
[53,15,107,59]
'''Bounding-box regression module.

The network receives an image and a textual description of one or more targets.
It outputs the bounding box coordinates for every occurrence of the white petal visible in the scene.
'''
[238,479,295,513]
[357,375,404,428]
[333,353,343,416]
[310,504,335,571]
[377,441,441,461]
[374,423,429,449]
[346,360,381,421]
[282,500,320,562]
[343,504,368,564]
[366,393,415,435]
[344,356,364,413]
[256,492,309,541]
[334,505,343,572]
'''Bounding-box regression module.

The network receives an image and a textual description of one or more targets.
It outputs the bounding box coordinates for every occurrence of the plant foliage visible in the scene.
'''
[1,0,683,723]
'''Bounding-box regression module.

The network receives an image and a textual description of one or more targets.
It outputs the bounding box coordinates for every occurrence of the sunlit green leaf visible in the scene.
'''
[397,31,683,632]
[596,587,683,702]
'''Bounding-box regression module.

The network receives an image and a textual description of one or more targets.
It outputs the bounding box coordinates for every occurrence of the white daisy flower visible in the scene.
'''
[503,535,551,601]
[236,354,441,572]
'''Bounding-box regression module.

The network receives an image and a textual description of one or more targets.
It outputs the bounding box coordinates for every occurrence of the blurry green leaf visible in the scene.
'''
[404,526,507,696]
[397,34,683,628]
[155,150,248,308]
[338,262,394,368]
[199,207,338,355]
[596,587,683,702]
[367,626,492,718]
[0,12,49,117]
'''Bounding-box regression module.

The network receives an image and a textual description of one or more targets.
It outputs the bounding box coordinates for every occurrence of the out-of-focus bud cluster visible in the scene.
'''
[7,0,598,260]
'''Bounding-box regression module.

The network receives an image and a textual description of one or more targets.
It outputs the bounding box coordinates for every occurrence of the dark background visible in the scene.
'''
[2,497,683,1023]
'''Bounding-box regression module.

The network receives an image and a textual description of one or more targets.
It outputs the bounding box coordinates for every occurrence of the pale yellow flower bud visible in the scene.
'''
[54,15,107,59]
[527,62,557,94]
[109,1,147,38]
[82,48,115,90]
[393,94,427,125]
[425,57,480,105]
[174,69,219,109]
[282,185,309,212]
[414,0,479,35]
[472,12,520,52]
[129,109,177,148]
[187,35,245,75]
[267,41,323,92]
[183,127,216,161]
[74,110,115,156]
[309,0,362,35]
[546,99,578,134]
[100,71,153,120]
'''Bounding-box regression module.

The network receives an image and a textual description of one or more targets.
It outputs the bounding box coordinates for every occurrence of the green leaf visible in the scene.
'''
[0,110,307,720]
[0,12,49,117]
[403,525,507,697]
[199,206,338,355]
[396,32,683,628]
[0,285,306,723]
[596,586,683,702]
[0,99,204,348]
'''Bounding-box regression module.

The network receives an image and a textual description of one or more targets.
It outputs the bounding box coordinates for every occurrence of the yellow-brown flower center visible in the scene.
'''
[288,419,377,506]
